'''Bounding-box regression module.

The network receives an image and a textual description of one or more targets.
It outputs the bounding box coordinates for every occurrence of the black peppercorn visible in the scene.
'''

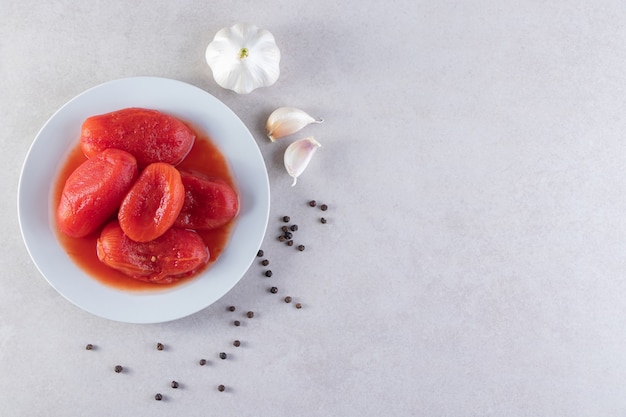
[284,231,293,239]
[290,224,298,231]
[257,250,264,257]
[261,259,269,266]
[219,352,227,360]
[233,340,241,347]
[320,217,327,224]
[228,305,236,312]
[278,236,286,242]
[320,204,328,211]
[85,344,93,350]
[309,200,317,207]
[281,225,289,232]
[156,342,164,351]
[282,216,290,222]
[171,381,179,389]
[270,286,278,294]
[246,311,254,318]
[295,303,302,309]
[284,296,292,303]
[114,365,123,373]
[234,320,241,326]
[218,384,225,392]
[265,270,273,277]
[155,393,163,401]
[199,359,207,366]
[297,244,305,251]
[286,240,294,246]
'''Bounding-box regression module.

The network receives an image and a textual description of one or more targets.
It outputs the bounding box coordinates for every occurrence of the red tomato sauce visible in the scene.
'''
[53,126,237,292]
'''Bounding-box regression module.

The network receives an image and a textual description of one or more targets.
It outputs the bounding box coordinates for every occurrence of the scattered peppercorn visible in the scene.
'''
[309,200,317,207]
[85,344,93,350]
[270,286,278,294]
[233,340,241,347]
[171,381,179,389]
[290,224,298,231]
[320,217,327,224]
[286,240,294,246]
[261,259,269,266]
[199,359,207,366]
[228,305,236,312]
[297,244,305,251]
[278,236,287,242]
[295,303,302,309]
[234,320,241,327]
[114,365,123,373]
[281,225,289,232]
[320,204,328,211]
[257,249,264,257]
[219,352,227,360]
[246,311,254,319]
[156,342,164,351]
[265,270,273,277]
[218,384,225,392]
[155,393,163,401]
[282,216,290,222]
[284,231,293,239]
[284,296,292,303]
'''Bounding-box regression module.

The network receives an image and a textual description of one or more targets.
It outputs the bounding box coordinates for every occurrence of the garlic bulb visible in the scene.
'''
[205,23,281,94]
[284,137,321,186]
[266,107,323,142]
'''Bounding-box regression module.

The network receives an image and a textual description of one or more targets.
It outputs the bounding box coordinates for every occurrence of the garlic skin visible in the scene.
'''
[266,107,323,142]
[205,23,281,94]
[284,137,321,187]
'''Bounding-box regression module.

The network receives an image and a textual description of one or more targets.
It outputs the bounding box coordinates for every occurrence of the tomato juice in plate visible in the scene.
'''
[53,127,238,291]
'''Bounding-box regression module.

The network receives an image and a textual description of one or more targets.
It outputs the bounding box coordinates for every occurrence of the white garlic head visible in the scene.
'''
[205,23,281,94]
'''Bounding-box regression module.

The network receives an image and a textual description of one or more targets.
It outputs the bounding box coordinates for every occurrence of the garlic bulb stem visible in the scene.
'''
[284,137,321,186]
[266,107,323,142]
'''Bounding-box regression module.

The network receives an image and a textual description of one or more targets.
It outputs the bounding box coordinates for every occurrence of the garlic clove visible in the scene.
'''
[284,137,321,187]
[266,107,323,142]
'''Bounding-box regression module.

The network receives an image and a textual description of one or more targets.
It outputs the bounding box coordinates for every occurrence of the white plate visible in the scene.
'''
[17,77,270,324]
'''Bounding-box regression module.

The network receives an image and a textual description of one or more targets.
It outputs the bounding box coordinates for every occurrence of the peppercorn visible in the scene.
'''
[284,231,293,239]
[156,342,164,351]
[218,384,225,392]
[261,259,269,266]
[265,270,273,277]
[297,244,305,251]
[320,217,327,224]
[309,200,317,207]
[270,286,278,294]
[199,359,207,366]
[282,216,290,222]
[278,236,286,242]
[234,320,241,327]
[295,303,302,309]
[281,225,289,232]
[219,352,227,360]
[155,393,163,401]
[114,365,123,373]
[290,224,298,231]
[320,204,328,211]
[286,240,294,246]
[85,344,93,350]
[257,249,264,257]
[246,311,254,318]
[171,381,179,389]
[233,340,241,347]
[228,305,236,312]
[284,296,292,303]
